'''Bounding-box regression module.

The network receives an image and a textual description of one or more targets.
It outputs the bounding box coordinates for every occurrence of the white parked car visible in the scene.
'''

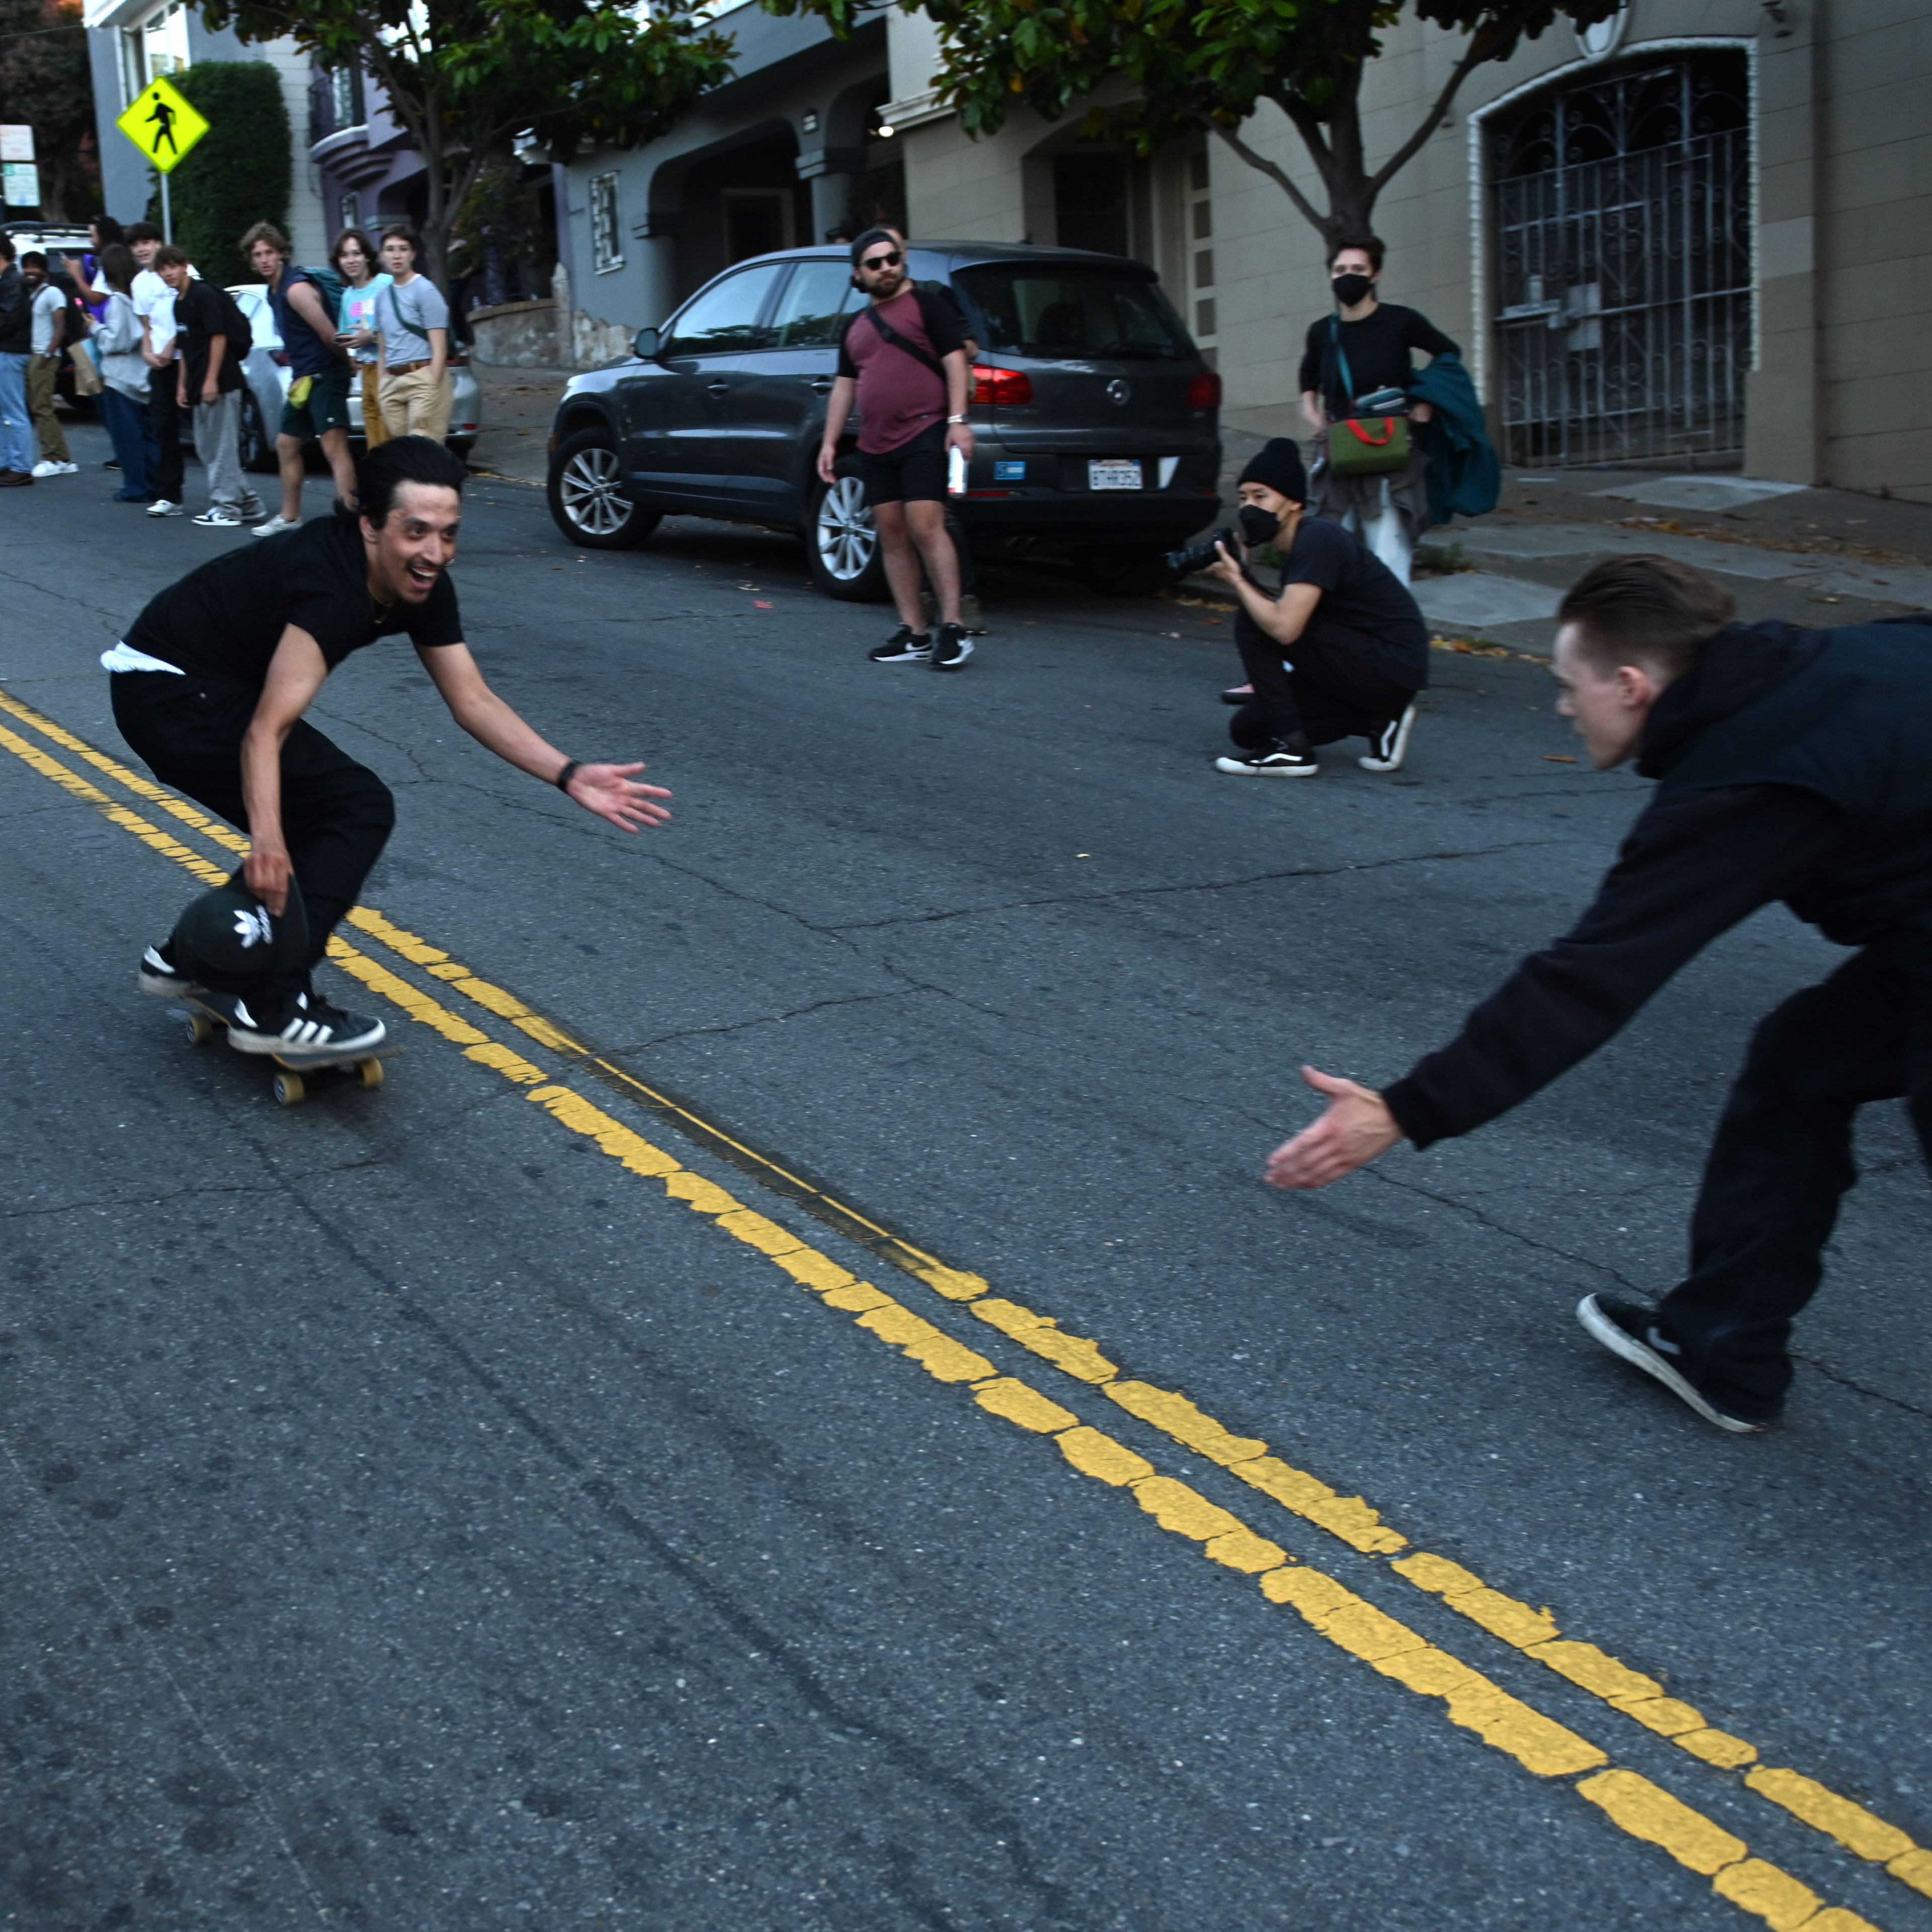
[227,284,480,472]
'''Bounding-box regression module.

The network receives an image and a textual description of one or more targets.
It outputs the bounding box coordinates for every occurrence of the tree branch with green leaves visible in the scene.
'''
[762,0,1617,249]
[197,0,737,290]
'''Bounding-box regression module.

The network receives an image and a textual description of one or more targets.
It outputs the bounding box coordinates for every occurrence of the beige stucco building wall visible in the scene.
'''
[885,0,1932,500]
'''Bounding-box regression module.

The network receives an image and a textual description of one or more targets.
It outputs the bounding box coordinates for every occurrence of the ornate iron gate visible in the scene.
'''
[1489,51,1751,468]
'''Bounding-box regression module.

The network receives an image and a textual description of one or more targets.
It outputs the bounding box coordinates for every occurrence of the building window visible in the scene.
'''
[120,1,189,103]
[1182,145,1215,351]
[330,63,362,129]
[590,172,623,274]
[340,192,361,233]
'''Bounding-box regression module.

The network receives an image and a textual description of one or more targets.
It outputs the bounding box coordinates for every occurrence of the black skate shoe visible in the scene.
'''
[138,940,204,999]
[1575,1294,1775,1433]
[868,625,932,664]
[196,988,387,1058]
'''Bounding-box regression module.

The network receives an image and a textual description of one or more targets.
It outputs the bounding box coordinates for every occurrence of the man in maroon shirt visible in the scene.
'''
[818,228,976,670]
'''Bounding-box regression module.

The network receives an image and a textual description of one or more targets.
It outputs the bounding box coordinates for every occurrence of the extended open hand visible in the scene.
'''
[564,762,674,833]
[1263,1065,1403,1189]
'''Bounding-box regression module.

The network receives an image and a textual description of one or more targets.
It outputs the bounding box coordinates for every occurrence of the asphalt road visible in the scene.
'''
[3,430,1928,1932]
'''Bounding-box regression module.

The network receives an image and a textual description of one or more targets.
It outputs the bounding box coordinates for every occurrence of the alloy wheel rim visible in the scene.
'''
[816,476,876,581]
[561,446,630,537]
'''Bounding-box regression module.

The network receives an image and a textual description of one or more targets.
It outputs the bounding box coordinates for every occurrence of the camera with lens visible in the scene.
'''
[1161,527,1240,580]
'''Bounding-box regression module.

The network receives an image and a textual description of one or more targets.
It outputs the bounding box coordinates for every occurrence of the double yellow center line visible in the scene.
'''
[3,683,1923,1931]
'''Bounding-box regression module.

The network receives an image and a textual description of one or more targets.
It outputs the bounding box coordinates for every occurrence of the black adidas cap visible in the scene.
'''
[172,874,309,980]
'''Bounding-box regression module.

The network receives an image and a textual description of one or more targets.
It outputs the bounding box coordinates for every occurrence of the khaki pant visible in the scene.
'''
[359,363,389,448]
[26,352,68,463]
[377,363,451,443]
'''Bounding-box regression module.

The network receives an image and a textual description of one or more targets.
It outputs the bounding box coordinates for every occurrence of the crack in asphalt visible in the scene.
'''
[0,1183,278,1222]
[818,839,1570,934]
[626,986,922,1054]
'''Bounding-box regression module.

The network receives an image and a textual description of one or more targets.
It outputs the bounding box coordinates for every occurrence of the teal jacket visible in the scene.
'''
[1410,352,1499,527]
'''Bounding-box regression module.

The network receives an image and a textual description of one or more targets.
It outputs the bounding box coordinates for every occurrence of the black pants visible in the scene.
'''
[1230,610,1416,749]
[1660,940,1932,1417]
[111,672,394,995]
[148,364,184,503]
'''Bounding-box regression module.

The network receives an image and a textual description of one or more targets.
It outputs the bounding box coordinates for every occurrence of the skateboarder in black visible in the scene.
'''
[108,435,672,1057]
[1262,555,1932,1434]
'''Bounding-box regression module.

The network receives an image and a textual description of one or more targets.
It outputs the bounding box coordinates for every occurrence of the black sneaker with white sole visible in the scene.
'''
[1359,703,1417,772]
[1215,739,1318,777]
[931,623,974,671]
[195,988,387,1059]
[868,625,932,664]
[1575,1293,1776,1433]
[138,940,204,999]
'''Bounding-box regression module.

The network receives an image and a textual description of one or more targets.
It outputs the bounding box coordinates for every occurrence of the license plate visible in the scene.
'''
[1088,459,1143,491]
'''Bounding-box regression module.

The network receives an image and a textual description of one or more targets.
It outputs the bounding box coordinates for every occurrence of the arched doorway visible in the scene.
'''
[1486,48,1751,467]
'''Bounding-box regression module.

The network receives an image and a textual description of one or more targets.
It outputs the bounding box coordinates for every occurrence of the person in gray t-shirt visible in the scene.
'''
[375,227,452,442]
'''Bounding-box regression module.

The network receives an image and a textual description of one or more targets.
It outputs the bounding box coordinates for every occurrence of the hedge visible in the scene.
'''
[146,60,291,286]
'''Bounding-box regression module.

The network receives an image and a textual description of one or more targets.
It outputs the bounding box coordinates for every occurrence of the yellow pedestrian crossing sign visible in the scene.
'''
[116,76,209,175]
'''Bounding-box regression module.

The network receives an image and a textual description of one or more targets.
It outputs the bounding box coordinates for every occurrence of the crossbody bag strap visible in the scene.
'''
[863,302,947,381]
[1329,313,1357,417]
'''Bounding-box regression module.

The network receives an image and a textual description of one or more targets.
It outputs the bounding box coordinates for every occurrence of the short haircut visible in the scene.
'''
[331,225,378,271]
[0,234,15,264]
[379,225,421,262]
[1327,232,1385,272]
[21,250,45,269]
[153,243,191,270]
[358,434,467,527]
[850,225,898,268]
[1557,555,1737,680]
[97,242,137,294]
[239,220,290,259]
[124,219,162,245]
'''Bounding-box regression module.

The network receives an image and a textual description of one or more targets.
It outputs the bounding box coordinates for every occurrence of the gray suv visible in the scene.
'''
[546,242,1222,597]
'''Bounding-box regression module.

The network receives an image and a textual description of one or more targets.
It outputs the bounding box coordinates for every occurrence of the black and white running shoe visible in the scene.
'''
[1359,703,1418,772]
[1575,1294,1774,1433]
[868,626,932,664]
[1215,740,1318,778]
[931,623,974,672]
[138,940,204,999]
[195,988,387,1058]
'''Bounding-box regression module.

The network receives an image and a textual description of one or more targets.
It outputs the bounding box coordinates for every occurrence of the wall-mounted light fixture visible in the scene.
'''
[801,110,819,133]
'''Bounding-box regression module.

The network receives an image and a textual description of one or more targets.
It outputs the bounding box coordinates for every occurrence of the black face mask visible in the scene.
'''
[1331,271,1375,308]
[1238,504,1281,547]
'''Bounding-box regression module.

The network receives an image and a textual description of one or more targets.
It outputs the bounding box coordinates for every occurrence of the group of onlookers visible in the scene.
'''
[0,210,453,527]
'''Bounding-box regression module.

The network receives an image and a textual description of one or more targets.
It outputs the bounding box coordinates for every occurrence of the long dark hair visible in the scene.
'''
[331,225,380,282]
[97,242,137,295]
[90,213,126,252]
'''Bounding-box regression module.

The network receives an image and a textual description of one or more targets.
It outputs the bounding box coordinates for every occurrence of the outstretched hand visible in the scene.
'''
[1263,1066,1403,1190]
[564,762,674,833]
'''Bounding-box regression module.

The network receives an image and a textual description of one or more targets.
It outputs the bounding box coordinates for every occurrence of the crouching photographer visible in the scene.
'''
[1201,438,1429,778]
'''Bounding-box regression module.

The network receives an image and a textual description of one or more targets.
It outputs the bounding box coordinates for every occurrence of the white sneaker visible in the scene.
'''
[146,499,186,518]
[251,514,301,537]
[192,506,246,527]
[1359,704,1418,773]
[31,459,78,478]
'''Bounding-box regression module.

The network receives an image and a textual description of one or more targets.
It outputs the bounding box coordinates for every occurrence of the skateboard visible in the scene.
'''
[176,997,395,1107]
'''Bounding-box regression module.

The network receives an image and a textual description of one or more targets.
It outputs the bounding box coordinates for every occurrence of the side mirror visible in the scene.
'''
[632,325,662,361]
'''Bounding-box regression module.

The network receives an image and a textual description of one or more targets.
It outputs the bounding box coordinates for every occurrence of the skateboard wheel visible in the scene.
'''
[185,1014,216,1046]
[272,1070,306,1106]
[357,1058,384,1090]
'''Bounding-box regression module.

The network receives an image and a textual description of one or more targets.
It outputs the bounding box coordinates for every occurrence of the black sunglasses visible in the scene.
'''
[860,250,903,271]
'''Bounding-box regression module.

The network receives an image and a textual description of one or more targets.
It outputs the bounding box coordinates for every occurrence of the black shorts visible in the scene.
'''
[859,421,947,506]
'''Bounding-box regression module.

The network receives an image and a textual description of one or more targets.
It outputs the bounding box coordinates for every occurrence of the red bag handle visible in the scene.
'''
[1344,418,1396,447]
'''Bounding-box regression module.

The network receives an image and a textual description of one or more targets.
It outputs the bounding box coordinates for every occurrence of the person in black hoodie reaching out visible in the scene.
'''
[1262,555,1932,1435]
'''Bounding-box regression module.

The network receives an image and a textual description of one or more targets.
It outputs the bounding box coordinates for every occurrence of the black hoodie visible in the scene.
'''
[1383,616,1932,1149]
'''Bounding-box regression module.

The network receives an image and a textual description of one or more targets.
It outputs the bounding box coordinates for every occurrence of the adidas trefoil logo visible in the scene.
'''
[231,905,276,950]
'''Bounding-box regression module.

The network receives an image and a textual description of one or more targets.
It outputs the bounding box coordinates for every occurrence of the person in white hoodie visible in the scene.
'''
[91,244,157,502]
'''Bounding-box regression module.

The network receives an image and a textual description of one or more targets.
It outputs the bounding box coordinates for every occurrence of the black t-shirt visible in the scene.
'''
[1239,515,1430,688]
[1298,303,1457,417]
[174,278,243,396]
[125,515,464,685]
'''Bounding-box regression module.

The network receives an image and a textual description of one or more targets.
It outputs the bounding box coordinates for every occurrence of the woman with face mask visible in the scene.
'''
[1200,438,1428,779]
[1295,234,1457,587]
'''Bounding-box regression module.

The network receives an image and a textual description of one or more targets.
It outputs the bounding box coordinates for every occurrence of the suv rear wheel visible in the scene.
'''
[805,473,886,601]
[238,391,275,474]
[549,426,659,549]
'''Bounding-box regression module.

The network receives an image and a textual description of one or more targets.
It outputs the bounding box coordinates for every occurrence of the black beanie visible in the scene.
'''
[1238,437,1308,503]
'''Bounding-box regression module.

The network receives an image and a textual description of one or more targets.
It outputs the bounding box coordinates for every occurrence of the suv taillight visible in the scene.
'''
[972,364,1033,407]
[268,349,290,366]
[1186,369,1222,411]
